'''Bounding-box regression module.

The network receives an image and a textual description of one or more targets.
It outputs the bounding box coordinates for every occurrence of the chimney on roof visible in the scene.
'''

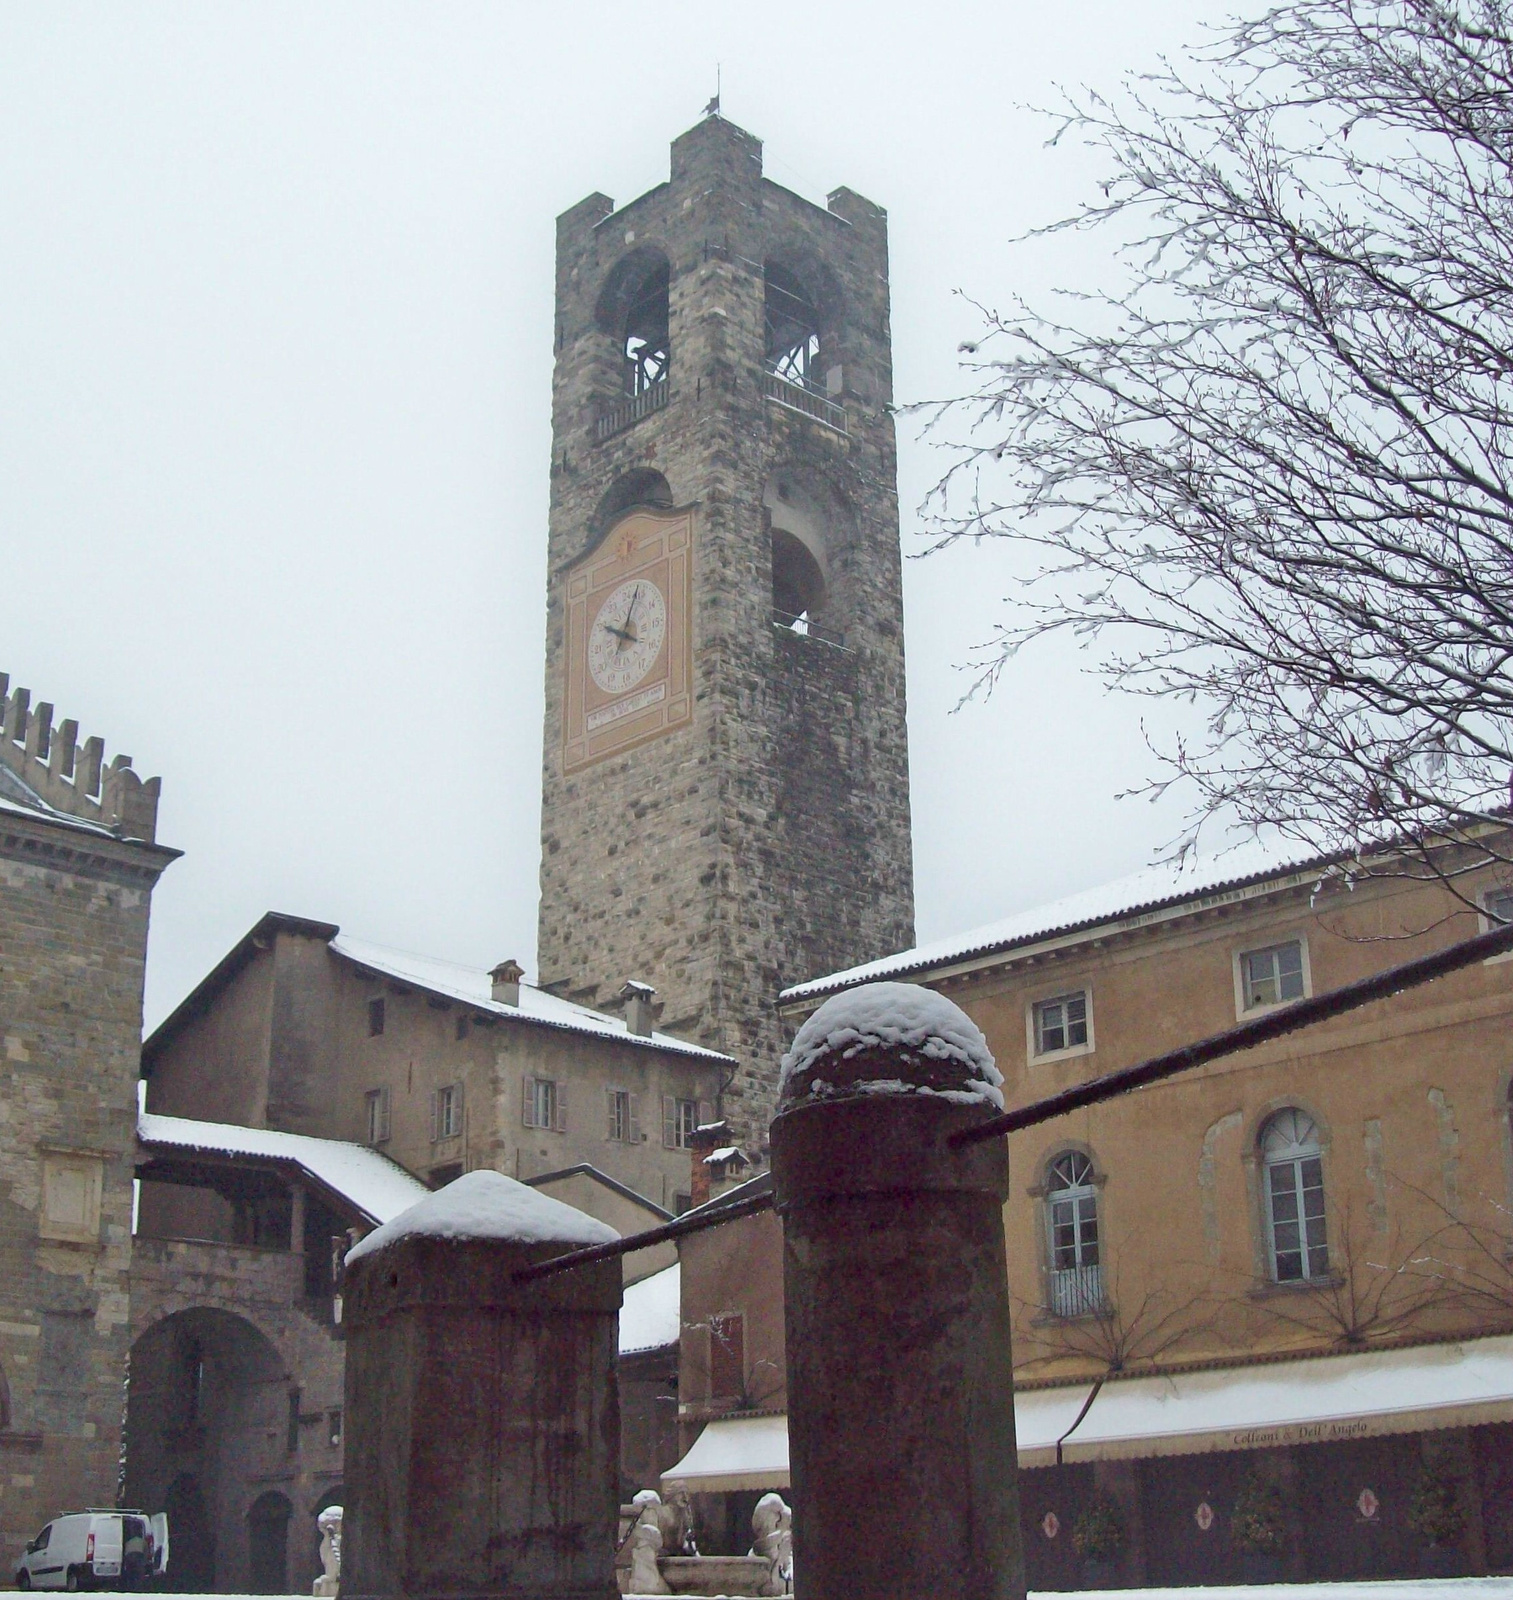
[619,979,657,1037]
[689,1118,743,1208]
[490,960,525,1006]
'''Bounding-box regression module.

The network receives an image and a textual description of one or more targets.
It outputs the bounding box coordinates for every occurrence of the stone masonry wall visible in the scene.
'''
[0,811,174,1568]
[537,118,915,1149]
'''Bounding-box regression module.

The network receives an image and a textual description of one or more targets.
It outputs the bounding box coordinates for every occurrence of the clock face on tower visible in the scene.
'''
[587,578,668,695]
[562,506,694,772]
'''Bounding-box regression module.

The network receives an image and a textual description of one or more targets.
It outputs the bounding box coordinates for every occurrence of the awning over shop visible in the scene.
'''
[663,1335,1513,1487]
[1016,1333,1513,1466]
[662,1414,790,1493]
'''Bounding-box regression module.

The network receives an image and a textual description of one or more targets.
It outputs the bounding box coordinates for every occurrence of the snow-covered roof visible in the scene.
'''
[137,1111,429,1226]
[781,838,1332,1003]
[778,981,1004,1110]
[330,934,732,1063]
[346,1168,618,1263]
[619,1261,680,1354]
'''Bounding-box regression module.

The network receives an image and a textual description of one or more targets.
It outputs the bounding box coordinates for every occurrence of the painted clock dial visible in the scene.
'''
[587,578,668,695]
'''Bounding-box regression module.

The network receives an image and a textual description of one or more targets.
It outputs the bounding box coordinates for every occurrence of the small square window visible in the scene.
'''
[455,1014,470,1042]
[1240,940,1306,1009]
[1033,992,1089,1057]
[367,997,386,1037]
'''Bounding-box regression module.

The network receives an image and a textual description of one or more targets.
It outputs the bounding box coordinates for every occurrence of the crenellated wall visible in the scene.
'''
[0,672,162,843]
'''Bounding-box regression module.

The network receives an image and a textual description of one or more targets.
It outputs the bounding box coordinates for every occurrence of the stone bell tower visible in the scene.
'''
[537,116,914,1148]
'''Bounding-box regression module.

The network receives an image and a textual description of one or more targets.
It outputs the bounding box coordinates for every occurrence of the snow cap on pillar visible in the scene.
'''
[777,980,1004,1112]
[345,1168,617,1264]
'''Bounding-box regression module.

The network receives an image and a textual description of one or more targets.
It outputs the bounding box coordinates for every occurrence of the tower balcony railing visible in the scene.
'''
[594,380,670,442]
[762,372,848,435]
[1047,1263,1107,1319]
[771,609,851,652]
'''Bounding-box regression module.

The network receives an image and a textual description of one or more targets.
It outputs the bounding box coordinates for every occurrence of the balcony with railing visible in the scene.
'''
[1048,1263,1106,1319]
[594,379,671,442]
[762,372,847,435]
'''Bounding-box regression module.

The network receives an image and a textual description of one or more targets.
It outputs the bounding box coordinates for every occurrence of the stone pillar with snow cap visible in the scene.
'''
[340,1170,623,1600]
[771,982,1023,1600]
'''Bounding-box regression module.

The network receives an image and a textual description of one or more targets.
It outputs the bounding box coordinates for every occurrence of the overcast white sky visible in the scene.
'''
[1,1,1229,1032]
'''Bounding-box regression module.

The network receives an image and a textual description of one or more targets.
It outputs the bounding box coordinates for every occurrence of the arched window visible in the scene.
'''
[622,260,670,397]
[1046,1151,1103,1316]
[1261,1108,1329,1282]
[764,264,821,391]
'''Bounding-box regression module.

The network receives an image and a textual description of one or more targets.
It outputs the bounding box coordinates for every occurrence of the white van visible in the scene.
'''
[14,1511,167,1591]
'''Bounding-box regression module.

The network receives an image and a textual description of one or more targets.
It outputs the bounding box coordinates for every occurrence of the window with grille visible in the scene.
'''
[1033,991,1090,1056]
[364,1087,390,1146]
[607,1089,640,1143]
[663,1096,707,1150]
[1240,940,1305,1009]
[523,1076,567,1133]
[1262,1108,1329,1282]
[1045,1150,1103,1316]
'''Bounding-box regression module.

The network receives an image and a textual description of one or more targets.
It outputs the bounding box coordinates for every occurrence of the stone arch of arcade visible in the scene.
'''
[124,1273,344,1595]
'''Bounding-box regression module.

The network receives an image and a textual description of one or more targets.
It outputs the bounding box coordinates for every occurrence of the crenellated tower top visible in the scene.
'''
[0,672,162,843]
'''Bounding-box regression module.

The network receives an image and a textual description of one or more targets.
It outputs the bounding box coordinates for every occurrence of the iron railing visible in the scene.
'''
[1048,1264,1106,1319]
[762,372,847,434]
[594,380,670,442]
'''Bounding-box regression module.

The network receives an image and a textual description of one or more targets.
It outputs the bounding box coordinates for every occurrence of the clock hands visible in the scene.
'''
[601,585,643,650]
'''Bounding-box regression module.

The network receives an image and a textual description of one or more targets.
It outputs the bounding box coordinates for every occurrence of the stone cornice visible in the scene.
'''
[0,805,180,887]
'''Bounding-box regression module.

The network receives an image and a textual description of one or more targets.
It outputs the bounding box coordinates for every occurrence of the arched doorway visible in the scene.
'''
[123,1308,287,1593]
[247,1492,292,1594]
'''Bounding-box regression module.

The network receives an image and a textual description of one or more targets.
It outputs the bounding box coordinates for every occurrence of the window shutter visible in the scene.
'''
[698,1101,713,1130]
[629,1094,642,1145]
[453,1083,464,1138]
[554,1082,567,1134]
[606,1090,617,1141]
[663,1096,677,1149]
[522,1076,536,1130]
[379,1087,391,1142]
[428,1090,438,1144]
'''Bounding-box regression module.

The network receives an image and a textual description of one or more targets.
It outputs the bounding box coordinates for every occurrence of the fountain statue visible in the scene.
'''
[312,1505,342,1598]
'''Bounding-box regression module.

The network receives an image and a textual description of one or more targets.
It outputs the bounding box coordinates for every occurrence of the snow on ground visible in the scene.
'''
[346,1168,618,1263]
[779,980,1004,1109]
[137,1111,429,1224]
[619,1261,680,1355]
[622,1585,1513,1600]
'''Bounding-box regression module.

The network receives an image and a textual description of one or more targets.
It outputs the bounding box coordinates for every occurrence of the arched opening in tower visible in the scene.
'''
[764,264,821,391]
[622,260,670,397]
[766,476,831,634]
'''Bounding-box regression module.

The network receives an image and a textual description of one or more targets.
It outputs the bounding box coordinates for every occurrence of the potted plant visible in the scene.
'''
[1072,1493,1124,1588]
[1230,1471,1289,1583]
[1408,1465,1467,1577]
